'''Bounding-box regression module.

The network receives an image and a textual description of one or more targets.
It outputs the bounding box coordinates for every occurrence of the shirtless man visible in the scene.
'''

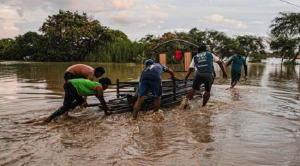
[64,64,105,82]
[64,64,105,107]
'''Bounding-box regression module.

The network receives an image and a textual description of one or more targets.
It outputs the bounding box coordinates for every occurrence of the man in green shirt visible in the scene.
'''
[44,77,112,123]
[64,64,106,107]
[226,51,248,89]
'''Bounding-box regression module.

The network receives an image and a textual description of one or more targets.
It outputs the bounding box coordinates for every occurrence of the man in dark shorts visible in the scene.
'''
[132,59,176,120]
[183,45,227,107]
[226,51,247,89]
[43,77,112,123]
[64,64,105,107]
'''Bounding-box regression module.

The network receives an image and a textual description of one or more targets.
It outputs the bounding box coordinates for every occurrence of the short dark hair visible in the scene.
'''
[145,59,154,67]
[95,67,105,74]
[198,45,207,52]
[99,77,112,85]
[235,51,240,55]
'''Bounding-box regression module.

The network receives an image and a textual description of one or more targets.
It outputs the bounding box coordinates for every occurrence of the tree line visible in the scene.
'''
[0,10,299,65]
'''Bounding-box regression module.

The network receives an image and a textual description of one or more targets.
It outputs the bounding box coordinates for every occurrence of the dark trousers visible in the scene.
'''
[64,72,84,82]
[49,82,84,119]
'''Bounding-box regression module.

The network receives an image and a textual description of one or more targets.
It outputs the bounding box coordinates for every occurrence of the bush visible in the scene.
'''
[248,53,266,63]
[283,60,298,65]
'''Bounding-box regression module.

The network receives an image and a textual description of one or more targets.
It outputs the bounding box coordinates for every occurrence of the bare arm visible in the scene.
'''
[134,88,138,97]
[96,87,111,115]
[226,58,233,67]
[81,96,88,107]
[216,61,228,79]
[184,68,194,84]
[167,68,175,78]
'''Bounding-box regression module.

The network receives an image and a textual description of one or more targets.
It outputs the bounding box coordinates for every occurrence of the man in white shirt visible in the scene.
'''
[183,45,227,108]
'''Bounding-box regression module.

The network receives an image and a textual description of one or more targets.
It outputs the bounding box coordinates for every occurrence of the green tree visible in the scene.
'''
[269,35,298,63]
[214,38,239,60]
[236,35,266,59]
[107,29,129,42]
[146,32,178,62]
[188,28,206,46]
[39,10,112,61]
[14,32,43,60]
[206,30,238,59]
[270,12,300,63]
[175,28,206,51]
[0,38,16,60]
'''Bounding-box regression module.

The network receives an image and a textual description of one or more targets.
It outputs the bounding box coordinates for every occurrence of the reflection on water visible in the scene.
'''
[0,61,300,165]
[0,62,146,115]
[258,64,300,120]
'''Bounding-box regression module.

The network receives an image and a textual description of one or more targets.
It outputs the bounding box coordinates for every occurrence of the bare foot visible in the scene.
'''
[133,115,137,120]
[62,112,70,118]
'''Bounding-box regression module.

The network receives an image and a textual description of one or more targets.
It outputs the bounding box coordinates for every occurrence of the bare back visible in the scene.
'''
[66,64,94,80]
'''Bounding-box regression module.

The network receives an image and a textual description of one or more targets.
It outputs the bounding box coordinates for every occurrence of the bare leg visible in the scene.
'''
[153,96,161,112]
[187,89,196,100]
[202,91,210,106]
[133,96,145,120]
[230,81,238,89]
[44,106,69,123]
[183,89,196,109]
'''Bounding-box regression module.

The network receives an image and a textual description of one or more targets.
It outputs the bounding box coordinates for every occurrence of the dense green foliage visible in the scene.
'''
[269,35,298,62]
[86,40,146,63]
[38,10,114,61]
[248,54,266,63]
[269,12,300,64]
[0,38,16,60]
[4,10,300,64]
[236,35,266,60]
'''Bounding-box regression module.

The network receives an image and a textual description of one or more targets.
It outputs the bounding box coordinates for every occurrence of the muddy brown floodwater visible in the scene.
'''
[0,61,300,166]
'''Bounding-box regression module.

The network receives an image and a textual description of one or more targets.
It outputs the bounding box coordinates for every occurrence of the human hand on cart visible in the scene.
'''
[184,78,188,85]
[171,76,179,81]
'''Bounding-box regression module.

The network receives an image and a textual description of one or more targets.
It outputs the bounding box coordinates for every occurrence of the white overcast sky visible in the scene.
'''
[0,0,299,41]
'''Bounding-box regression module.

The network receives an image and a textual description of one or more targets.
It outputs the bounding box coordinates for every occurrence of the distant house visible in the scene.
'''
[296,55,300,59]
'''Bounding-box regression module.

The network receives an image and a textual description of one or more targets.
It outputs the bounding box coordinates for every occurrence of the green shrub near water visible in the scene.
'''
[248,53,266,63]
[85,40,146,63]
[283,60,298,65]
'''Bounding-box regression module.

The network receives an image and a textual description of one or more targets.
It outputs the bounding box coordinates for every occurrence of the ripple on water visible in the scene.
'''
[0,84,300,165]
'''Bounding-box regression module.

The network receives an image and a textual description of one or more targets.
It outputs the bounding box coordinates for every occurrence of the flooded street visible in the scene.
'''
[0,62,300,166]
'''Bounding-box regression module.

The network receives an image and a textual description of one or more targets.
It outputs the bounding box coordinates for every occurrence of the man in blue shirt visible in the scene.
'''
[184,45,227,107]
[226,51,247,89]
[133,59,175,120]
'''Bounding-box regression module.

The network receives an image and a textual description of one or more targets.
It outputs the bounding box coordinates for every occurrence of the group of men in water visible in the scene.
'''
[43,45,247,123]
